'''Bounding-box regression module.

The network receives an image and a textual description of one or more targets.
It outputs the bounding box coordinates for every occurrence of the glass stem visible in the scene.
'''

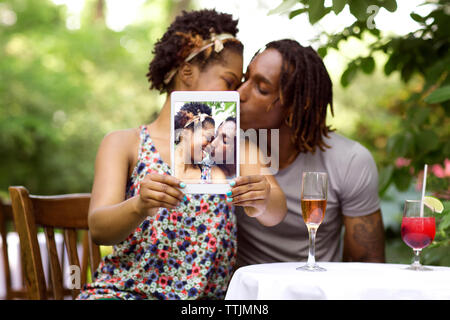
[307,226,317,267]
[412,249,422,267]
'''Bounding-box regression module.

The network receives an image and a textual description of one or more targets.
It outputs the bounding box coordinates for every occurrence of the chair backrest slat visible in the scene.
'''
[0,200,13,298]
[43,227,65,300]
[81,232,89,285]
[89,232,101,278]
[8,186,100,300]
[9,187,47,300]
[63,228,82,299]
[0,199,28,299]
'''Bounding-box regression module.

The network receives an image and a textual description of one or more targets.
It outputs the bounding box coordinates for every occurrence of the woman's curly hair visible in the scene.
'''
[147,9,243,93]
[174,102,215,144]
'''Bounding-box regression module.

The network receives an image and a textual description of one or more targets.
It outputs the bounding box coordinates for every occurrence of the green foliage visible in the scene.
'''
[207,102,236,118]
[269,0,450,265]
[423,200,450,266]
[270,0,449,195]
[424,85,450,104]
[272,0,397,23]
[0,0,177,196]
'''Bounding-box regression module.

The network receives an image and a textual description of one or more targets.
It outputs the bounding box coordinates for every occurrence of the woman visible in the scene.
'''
[77,9,286,300]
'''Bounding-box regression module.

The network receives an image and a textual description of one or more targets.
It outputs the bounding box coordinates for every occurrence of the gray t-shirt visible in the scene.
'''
[236,132,380,266]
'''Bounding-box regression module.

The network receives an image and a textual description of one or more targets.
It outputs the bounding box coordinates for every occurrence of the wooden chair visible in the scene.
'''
[8,186,101,300]
[0,198,28,299]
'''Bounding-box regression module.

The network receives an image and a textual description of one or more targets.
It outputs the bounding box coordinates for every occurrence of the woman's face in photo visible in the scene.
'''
[184,121,215,164]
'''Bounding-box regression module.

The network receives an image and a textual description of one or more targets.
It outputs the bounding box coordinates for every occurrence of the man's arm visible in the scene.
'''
[342,209,385,262]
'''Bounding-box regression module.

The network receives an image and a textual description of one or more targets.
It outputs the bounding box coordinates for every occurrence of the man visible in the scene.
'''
[235,39,385,266]
[210,116,237,178]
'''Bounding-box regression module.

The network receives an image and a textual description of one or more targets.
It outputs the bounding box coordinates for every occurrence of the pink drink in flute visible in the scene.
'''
[297,172,327,272]
[301,199,326,227]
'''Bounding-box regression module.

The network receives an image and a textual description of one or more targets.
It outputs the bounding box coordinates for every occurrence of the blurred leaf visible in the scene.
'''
[379,164,394,195]
[400,65,414,82]
[392,168,412,191]
[424,85,450,104]
[406,106,430,127]
[317,46,327,58]
[380,0,397,12]
[386,131,414,157]
[444,141,450,157]
[410,12,425,23]
[384,55,398,76]
[332,0,347,14]
[423,56,450,86]
[360,56,375,74]
[289,8,308,19]
[415,130,440,154]
[340,63,358,87]
[438,211,450,232]
[348,0,368,21]
[308,0,331,24]
[268,0,299,15]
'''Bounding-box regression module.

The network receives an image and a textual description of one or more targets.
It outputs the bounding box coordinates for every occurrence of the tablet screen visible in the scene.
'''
[171,91,239,194]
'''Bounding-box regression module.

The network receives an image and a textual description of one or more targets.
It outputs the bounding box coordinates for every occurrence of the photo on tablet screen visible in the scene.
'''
[171,91,239,194]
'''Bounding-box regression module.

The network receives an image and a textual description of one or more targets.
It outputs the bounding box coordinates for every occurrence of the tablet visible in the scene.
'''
[171,91,240,194]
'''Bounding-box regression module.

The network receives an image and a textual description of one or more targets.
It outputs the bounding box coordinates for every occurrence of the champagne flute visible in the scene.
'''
[401,200,435,271]
[297,172,327,272]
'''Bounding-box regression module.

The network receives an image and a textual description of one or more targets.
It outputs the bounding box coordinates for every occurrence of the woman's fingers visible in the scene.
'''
[140,189,181,207]
[232,175,263,187]
[230,183,264,198]
[142,173,185,199]
[145,197,178,210]
[230,190,266,205]
[145,179,185,202]
[137,172,187,215]
[146,172,183,188]
[229,175,267,197]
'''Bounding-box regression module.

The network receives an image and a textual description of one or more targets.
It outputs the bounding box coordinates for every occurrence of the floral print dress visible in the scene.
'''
[77,125,237,300]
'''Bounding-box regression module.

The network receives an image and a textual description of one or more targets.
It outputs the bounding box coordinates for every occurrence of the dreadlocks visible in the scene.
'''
[265,39,334,154]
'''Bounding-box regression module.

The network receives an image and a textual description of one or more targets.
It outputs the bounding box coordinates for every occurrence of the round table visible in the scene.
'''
[225,262,450,300]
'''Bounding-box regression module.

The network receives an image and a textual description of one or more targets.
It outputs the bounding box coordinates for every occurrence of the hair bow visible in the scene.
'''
[163,33,237,85]
[183,113,212,128]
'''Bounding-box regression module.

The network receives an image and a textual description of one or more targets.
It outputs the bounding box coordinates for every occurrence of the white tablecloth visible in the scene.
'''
[225,262,450,300]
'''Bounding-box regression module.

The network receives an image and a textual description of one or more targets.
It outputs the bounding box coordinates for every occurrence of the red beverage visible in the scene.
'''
[401,217,435,249]
[301,199,327,227]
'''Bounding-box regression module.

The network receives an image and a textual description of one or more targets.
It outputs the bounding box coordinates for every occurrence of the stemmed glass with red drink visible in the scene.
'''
[401,200,436,271]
